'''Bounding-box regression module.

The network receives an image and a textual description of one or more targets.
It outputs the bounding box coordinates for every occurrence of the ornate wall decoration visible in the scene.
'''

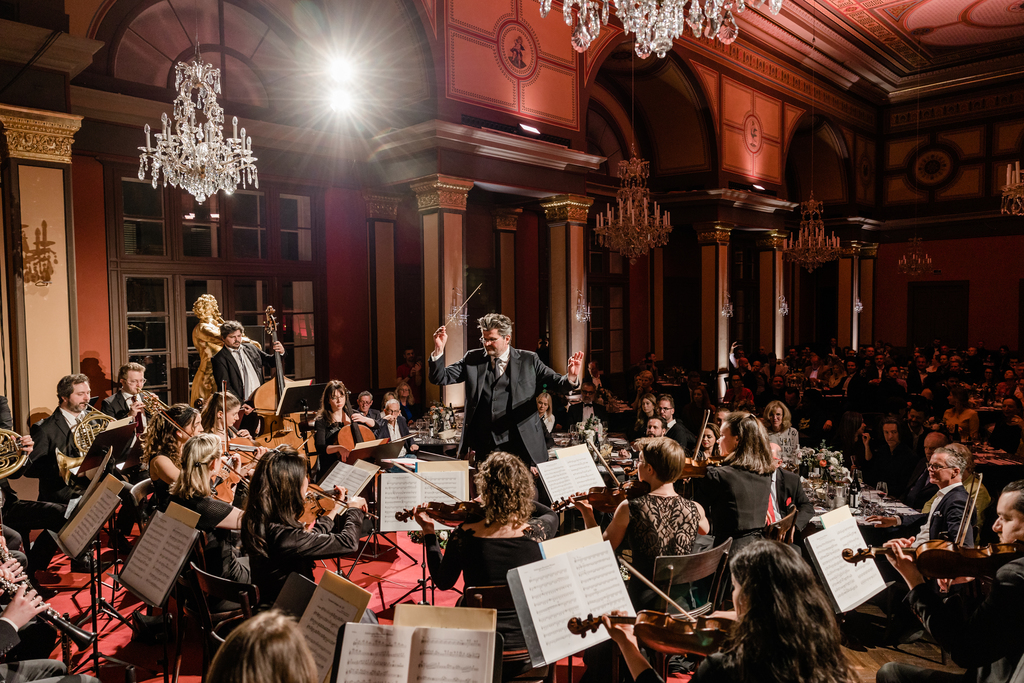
[492,208,522,231]
[540,195,592,223]
[695,226,733,245]
[363,192,402,221]
[0,108,82,164]
[720,77,782,184]
[913,147,954,186]
[410,175,474,213]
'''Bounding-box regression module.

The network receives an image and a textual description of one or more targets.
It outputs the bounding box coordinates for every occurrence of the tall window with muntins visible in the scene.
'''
[282,280,315,380]
[182,191,220,258]
[126,276,170,403]
[234,279,270,342]
[230,190,266,259]
[279,194,312,261]
[122,179,165,256]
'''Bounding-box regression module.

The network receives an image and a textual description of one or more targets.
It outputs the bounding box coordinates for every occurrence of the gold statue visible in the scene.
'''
[189,295,261,407]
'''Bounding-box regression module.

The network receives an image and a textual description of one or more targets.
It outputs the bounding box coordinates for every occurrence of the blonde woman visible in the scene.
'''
[536,392,560,433]
[763,400,800,469]
[207,610,317,683]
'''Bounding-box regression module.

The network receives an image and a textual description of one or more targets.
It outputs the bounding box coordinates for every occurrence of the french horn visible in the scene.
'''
[0,430,28,481]
[57,407,113,483]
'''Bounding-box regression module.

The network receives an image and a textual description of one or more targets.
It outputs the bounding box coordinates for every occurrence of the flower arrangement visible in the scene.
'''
[426,402,456,434]
[572,414,605,445]
[409,529,450,549]
[797,442,850,485]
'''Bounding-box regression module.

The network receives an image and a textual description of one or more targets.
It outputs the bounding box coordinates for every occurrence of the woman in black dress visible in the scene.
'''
[143,403,202,513]
[412,451,558,681]
[241,447,366,604]
[313,380,378,470]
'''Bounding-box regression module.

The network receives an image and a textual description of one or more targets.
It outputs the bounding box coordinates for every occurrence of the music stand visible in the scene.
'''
[75,423,137,482]
[277,382,324,416]
[341,468,417,579]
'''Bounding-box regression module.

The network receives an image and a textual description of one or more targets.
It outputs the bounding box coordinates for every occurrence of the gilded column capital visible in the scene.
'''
[0,105,82,165]
[859,242,878,259]
[540,194,593,224]
[493,208,522,232]
[409,175,474,213]
[840,240,866,258]
[362,192,401,221]
[754,230,789,250]
[695,225,732,245]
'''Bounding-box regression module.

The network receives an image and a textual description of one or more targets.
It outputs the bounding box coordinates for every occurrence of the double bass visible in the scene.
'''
[250,306,307,449]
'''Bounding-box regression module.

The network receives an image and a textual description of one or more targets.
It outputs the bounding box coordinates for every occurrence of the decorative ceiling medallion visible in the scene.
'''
[742,112,764,155]
[913,148,954,186]
[498,22,538,81]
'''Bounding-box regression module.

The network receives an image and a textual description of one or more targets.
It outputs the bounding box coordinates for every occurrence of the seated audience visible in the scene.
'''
[942,385,979,441]
[630,392,658,441]
[988,397,1024,456]
[762,401,799,469]
[863,417,917,493]
[536,392,561,434]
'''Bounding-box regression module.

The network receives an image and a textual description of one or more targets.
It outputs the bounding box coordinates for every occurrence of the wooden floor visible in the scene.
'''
[841,601,963,683]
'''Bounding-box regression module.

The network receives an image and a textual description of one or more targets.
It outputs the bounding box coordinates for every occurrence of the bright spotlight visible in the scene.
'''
[519,123,541,135]
[328,57,357,84]
[752,184,765,191]
[329,90,356,113]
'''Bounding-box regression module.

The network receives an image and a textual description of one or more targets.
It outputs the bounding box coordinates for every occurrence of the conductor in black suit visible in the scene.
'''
[211,320,284,428]
[565,382,607,427]
[429,313,583,468]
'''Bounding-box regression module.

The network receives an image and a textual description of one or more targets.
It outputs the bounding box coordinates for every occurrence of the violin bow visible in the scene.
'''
[617,557,697,623]
[696,410,711,456]
[955,471,983,546]
[443,283,483,327]
[391,461,463,502]
[584,439,619,488]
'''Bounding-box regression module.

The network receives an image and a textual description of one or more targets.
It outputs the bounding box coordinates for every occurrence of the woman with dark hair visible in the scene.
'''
[170,434,248,582]
[679,386,712,437]
[832,410,868,470]
[207,609,318,683]
[313,380,378,468]
[412,452,558,680]
[143,403,202,512]
[630,393,659,441]
[602,540,852,683]
[201,391,268,465]
[695,423,722,462]
[241,447,367,604]
[988,397,1024,456]
[693,413,775,555]
[943,385,979,441]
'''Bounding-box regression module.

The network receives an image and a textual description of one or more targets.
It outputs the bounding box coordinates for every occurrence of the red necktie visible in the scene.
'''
[131,395,144,435]
[766,484,778,524]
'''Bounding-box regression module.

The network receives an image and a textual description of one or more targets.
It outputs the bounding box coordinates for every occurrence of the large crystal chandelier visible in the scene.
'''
[595,145,672,260]
[1002,161,1023,216]
[539,0,784,56]
[138,56,258,204]
[897,237,932,276]
[782,192,839,272]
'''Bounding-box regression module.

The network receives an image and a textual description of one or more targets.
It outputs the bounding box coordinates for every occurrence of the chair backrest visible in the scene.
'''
[128,479,154,529]
[188,561,259,637]
[462,585,516,611]
[765,506,797,543]
[652,537,733,616]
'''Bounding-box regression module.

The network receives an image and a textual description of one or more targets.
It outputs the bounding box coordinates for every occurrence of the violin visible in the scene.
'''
[567,611,735,657]
[299,484,375,525]
[213,456,243,503]
[395,501,486,526]
[551,480,651,514]
[842,541,1024,579]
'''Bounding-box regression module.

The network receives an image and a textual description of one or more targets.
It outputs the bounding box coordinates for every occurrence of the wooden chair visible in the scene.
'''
[765,506,798,544]
[174,562,259,683]
[127,478,155,531]
[652,537,733,617]
[461,585,554,683]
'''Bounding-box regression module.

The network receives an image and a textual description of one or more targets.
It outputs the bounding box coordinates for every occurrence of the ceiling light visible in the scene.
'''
[752,184,765,191]
[520,123,541,135]
[329,90,356,113]
[328,57,357,84]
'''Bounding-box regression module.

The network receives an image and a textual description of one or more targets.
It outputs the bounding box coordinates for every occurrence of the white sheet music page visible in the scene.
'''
[299,585,365,682]
[805,514,886,613]
[514,550,595,664]
[320,461,377,497]
[569,541,635,617]
[119,511,195,606]
[61,476,123,557]
[563,451,606,491]
[379,473,423,533]
[536,458,576,503]
[410,627,494,683]
[336,623,414,683]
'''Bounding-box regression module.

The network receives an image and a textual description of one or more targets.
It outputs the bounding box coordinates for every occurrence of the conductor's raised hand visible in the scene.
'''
[567,351,585,383]
[433,326,448,356]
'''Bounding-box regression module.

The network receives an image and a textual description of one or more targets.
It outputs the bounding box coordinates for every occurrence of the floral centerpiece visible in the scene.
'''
[797,442,850,485]
[572,414,605,446]
[426,402,456,435]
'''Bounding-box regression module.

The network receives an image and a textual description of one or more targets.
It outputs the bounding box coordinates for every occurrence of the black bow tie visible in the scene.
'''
[583,403,593,407]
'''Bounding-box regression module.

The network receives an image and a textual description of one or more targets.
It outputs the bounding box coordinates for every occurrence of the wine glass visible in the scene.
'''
[876,481,888,500]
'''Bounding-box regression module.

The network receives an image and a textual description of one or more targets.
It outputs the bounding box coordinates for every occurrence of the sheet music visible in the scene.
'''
[61,487,120,558]
[320,461,377,497]
[336,623,414,683]
[299,575,368,683]
[536,452,604,503]
[119,511,197,607]
[563,452,606,491]
[804,515,886,613]
[570,542,635,616]
[379,471,467,533]
[411,628,494,683]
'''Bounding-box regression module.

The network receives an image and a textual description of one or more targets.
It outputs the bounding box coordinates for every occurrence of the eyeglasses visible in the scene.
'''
[926,464,956,471]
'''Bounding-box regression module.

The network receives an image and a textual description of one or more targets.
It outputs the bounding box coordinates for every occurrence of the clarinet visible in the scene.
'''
[0,546,97,649]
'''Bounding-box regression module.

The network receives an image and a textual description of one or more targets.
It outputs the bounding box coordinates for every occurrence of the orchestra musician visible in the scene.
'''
[429,313,583,468]
[143,404,202,512]
[169,434,248,582]
[200,391,268,465]
[877,479,1024,683]
[412,451,558,680]
[25,374,91,505]
[206,610,317,683]
[211,320,285,432]
[99,363,147,430]
[312,381,378,467]
[241,447,367,605]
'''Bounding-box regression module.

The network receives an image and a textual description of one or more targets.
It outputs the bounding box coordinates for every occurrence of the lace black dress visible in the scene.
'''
[626,494,701,609]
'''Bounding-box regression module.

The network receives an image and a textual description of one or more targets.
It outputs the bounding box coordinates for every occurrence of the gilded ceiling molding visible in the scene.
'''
[755,230,789,250]
[0,105,82,165]
[695,226,732,245]
[363,192,402,221]
[540,195,593,224]
[492,208,522,232]
[839,241,863,258]
[859,243,878,259]
[889,89,1024,132]
[410,175,475,213]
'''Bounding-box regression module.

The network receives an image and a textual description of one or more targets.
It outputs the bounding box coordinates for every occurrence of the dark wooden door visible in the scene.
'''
[907,281,969,350]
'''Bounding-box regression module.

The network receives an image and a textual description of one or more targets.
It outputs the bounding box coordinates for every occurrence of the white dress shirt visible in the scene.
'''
[231,346,263,399]
[60,407,83,430]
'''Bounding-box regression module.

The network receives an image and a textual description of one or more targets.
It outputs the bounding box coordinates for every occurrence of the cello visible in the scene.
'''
[336,386,380,464]
[250,306,306,449]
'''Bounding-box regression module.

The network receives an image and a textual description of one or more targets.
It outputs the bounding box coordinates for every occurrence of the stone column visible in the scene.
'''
[695,224,732,398]
[363,192,402,389]
[540,195,592,374]
[0,105,82,427]
[411,175,474,407]
[837,241,864,351]
[756,230,788,362]
[493,208,521,322]
[858,243,877,346]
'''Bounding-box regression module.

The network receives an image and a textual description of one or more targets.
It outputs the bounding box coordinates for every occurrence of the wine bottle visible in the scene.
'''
[848,466,861,510]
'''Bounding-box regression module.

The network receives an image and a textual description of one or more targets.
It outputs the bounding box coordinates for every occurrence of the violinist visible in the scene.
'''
[168,434,248,582]
[694,423,722,462]
[241,447,367,605]
[411,452,557,680]
[143,404,202,512]
[312,381,377,467]
[200,391,269,467]
[877,479,1024,683]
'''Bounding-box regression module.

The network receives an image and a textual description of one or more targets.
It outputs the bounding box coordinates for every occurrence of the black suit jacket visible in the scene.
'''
[906,370,933,395]
[25,410,77,503]
[775,468,814,531]
[0,618,20,659]
[212,344,276,402]
[0,396,11,430]
[100,392,131,419]
[429,347,575,464]
[374,414,411,441]
[566,402,608,427]
[692,465,772,552]
[897,484,974,546]
[666,421,696,452]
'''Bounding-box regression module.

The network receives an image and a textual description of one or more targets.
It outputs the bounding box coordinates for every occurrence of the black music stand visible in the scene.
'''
[341,468,417,579]
[277,383,326,417]
[74,423,137,483]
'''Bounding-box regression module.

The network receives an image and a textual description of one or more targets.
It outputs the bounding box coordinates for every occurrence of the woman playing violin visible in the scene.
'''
[411,452,557,680]
[169,434,249,582]
[695,423,722,462]
[313,381,378,467]
[241,447,367,605]
[201,391,269,462]
[143,404,202,512]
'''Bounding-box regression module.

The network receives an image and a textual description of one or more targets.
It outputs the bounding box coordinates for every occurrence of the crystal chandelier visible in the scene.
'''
[139,57,258,204]
[539,0,784,56]
[782,192,839,272]
[575,288,592,323]
[595,146,672,260]
[721,291,734,317]
[777,295,789,316]
[1002,161,1023,216]
[854,298,864,314]
[898,237,932,277]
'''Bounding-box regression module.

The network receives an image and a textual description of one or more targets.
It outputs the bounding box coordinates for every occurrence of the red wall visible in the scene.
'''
[515,210,541,349]
[874,234,1024,350]
[71,155,113,396]
[629,255,650,363]
[324,188,371,390]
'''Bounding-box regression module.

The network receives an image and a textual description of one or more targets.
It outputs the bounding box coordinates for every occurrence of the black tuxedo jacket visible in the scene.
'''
[374,414,411,441]
[566,402,608,427]
[906,370,933,395]
[0,396,11,430]
[100,392,131,419]
[429,347,575,463]
[666,421,696,452]
[25,410,77,503]
[897,484,974,546]
[775,468,814,531]
[692,465,772,553]
[212,344,276,402]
